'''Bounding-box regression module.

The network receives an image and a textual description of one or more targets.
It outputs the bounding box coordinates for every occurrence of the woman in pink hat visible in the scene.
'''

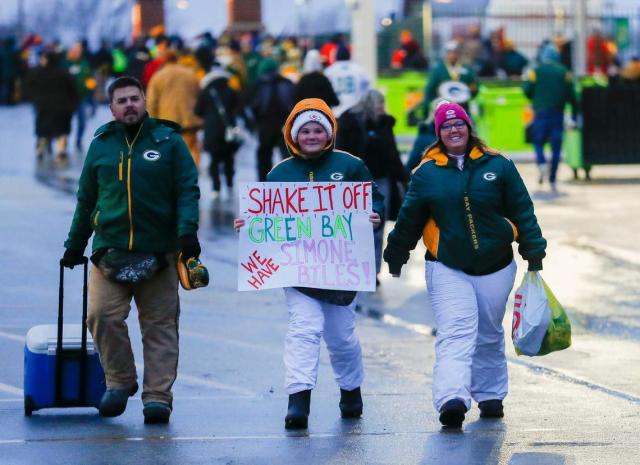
[384,100,546,429]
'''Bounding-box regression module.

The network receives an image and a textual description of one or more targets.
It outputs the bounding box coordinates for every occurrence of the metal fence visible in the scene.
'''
[378,3,640,72]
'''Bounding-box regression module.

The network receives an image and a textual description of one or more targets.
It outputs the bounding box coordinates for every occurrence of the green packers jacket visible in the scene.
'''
[64,115,200,254]
[384,146,546,276]
[523,62,577,114]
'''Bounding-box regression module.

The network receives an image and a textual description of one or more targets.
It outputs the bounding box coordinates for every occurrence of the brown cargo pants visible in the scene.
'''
[87,257,179,405]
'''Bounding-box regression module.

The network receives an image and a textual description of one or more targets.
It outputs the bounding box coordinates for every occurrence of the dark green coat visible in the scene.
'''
[64,58,92,100]
[64,116,200,254]
[384,147,546,276]
[423,60,477,113]
[523,62,577,114]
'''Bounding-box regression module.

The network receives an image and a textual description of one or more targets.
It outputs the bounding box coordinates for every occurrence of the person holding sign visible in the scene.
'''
[384,101,546,429]
[235,98,384,430]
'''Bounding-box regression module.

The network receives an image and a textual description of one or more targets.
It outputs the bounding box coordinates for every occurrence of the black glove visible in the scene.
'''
[178,233,201,260]
[527,259,543,272]
[61,249,85,269]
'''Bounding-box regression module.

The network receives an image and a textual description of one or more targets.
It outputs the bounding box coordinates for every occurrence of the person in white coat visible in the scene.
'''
[324,45,371,118]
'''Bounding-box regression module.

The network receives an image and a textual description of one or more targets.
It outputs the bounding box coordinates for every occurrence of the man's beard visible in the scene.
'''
[121,111,142,125]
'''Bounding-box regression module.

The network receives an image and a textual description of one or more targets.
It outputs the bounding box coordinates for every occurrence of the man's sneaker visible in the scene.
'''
[537,164,547,185]
[339,387,363,418]
[439,398,467,428]
[98,383,138,417]
[479,399,504,418]
[143,401,172,424]
[285,390,311,430]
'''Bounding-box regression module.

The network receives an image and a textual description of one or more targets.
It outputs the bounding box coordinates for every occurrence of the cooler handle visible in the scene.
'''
[56,257,89,404]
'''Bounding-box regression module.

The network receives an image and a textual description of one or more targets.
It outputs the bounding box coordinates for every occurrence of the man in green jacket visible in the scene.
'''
[423,40,478,115]
[523,44,577,190]
[61,76,201,424]
[64,41,94,152]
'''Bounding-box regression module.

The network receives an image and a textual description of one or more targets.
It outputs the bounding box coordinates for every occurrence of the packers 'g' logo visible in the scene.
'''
[330,172,344,181]
[143,150,161,161]
[483,172,497,181]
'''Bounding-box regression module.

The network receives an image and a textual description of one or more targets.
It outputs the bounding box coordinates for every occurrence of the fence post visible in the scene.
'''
[422,1,434,70]
[346,0,377,81]
[574,0,588,77]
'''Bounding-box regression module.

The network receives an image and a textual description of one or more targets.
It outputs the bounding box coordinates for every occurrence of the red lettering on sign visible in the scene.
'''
[312,185,326,212]
[243,251,280,289]
[362,182,372,210]
[247,188,263,214]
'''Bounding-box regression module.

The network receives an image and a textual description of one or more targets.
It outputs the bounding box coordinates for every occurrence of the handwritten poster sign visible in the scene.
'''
[237,182,376,292]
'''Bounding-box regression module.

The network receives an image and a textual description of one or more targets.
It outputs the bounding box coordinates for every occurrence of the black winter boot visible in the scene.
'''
[439,398,467,428]
[479,399,504,418]
[339,387,363,418]
[285,390,311,430]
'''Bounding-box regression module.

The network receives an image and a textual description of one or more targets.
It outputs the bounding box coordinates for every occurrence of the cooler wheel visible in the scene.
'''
[24,395,34,416]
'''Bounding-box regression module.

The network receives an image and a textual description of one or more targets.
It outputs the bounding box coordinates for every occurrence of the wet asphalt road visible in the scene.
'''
[0,105,639,464]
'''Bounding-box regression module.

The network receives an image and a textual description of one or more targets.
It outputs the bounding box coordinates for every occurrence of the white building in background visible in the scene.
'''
[165,0,403,38]
[0,0,402,45]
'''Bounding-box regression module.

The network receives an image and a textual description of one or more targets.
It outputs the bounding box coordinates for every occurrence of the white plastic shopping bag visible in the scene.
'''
[511,272,551,356]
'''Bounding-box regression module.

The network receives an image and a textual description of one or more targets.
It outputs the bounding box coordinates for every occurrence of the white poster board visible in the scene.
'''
[237,182,376,292]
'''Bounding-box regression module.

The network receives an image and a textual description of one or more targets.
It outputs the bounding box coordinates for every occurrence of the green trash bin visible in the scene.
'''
[563,128,592,179]
[474,86,530,152]
[377,71,426,137]
[563,128,582,168]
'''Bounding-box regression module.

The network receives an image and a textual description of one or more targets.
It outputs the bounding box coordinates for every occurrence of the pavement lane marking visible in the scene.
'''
[570,236,640,266]
[509,358,640,405]
[358,304,640,406]
[0,382,22,396]
[180,328,282,356]
[176,373,255,397]
[0,330,25,396]
[1,433,616,446]
[357,306,435,336]
[133,363,255,397]
[0,430,480,446]
[0,329,24,342]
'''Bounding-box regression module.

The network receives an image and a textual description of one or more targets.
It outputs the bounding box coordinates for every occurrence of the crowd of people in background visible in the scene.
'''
[4,21,633,430]
[1,26,639,187]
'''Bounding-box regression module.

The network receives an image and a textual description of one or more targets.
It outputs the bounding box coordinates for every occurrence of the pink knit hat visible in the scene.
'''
[434,100,472,135]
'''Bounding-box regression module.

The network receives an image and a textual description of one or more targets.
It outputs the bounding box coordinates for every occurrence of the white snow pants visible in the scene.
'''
[283,287,364,395]
[426,260,517,412]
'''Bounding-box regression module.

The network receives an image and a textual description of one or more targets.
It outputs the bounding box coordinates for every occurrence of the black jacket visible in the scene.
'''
[249,71,295,123]
[294,71,339,106]
[26,64,78,114]
[26,64,78,137]
[194,70,239,150]
[336,111,407,183]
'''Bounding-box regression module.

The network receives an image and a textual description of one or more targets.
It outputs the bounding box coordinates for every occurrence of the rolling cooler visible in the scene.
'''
[23,258,106,415]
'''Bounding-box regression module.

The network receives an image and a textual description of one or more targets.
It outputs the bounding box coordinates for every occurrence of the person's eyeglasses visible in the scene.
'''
[440,121,467,131]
